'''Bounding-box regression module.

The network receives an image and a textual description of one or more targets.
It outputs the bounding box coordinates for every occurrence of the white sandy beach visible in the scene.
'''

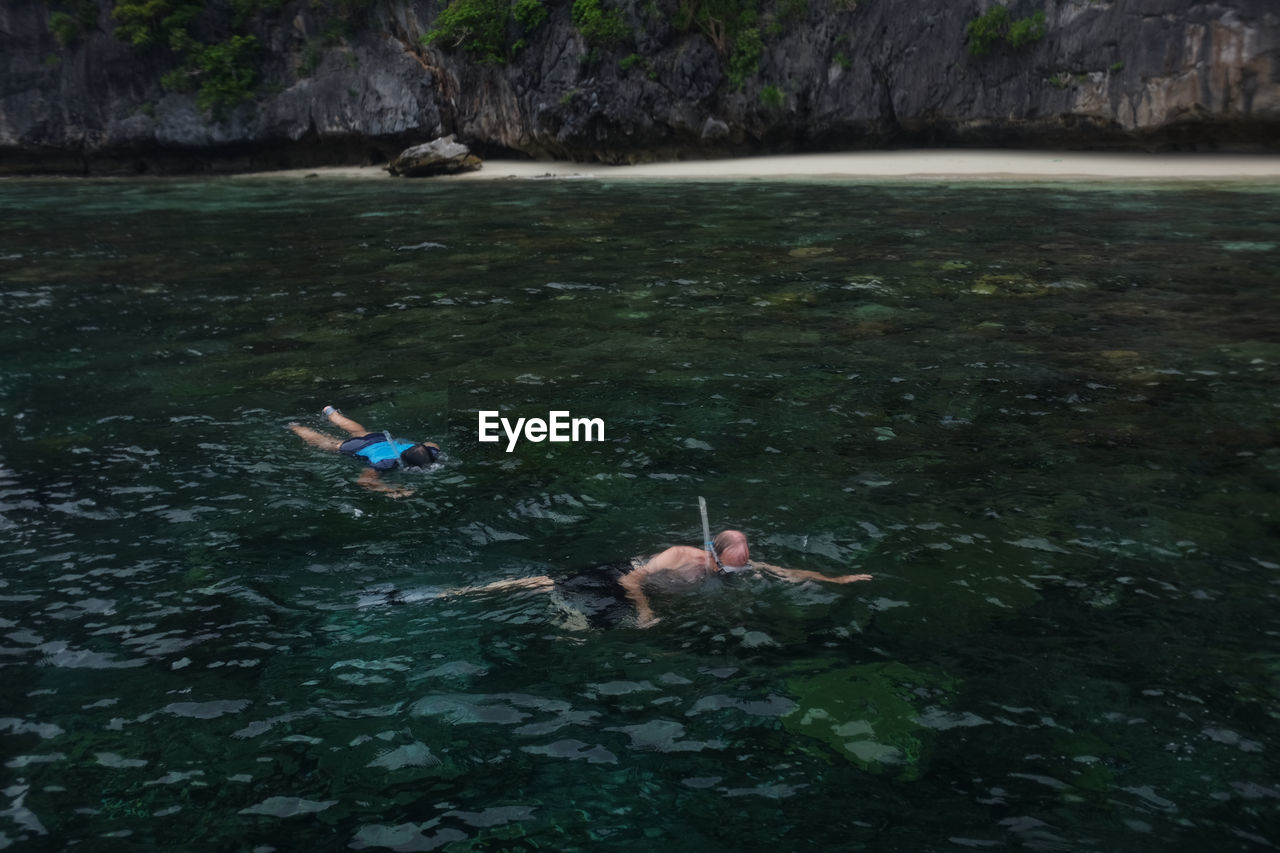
[268,150,1280,182]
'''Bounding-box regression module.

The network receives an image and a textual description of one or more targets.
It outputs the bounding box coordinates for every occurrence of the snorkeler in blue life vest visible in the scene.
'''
[289,405,439,498]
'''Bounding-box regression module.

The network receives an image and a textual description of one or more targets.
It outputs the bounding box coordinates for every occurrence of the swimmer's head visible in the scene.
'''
[400,442,440,468]
[713,530,750,569]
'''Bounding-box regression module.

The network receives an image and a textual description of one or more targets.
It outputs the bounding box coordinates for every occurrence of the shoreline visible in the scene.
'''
[252,150,1280,183]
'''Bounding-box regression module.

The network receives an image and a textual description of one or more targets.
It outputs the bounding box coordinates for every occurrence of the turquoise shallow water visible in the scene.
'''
[0,176,1277,850]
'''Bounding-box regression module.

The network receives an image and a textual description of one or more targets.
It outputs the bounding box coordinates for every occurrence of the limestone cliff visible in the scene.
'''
[1,0,1276,174]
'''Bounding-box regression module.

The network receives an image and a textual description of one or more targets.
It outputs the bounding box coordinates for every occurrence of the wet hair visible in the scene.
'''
[399,443,440,468]
[712,530,750,567]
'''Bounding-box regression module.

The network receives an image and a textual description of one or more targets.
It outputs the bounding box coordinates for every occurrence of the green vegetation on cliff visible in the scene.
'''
[966,4,1046,56]
[45,0,99,46]
[672,0,814,90]
[161,32,260,114]
[571,0,627,46]
[49,0,821,109]
[97,0,260,113]
[46,0,370,115]
[423,0,516,61]
[109,0,200,46]
[675,0,767,89]
[422,0,805,90]
[423,0,620,59]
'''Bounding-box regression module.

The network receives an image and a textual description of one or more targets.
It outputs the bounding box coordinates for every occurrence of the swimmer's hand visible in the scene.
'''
[833,573,873,583]
[635,612,662,629]
[632,601,660,628]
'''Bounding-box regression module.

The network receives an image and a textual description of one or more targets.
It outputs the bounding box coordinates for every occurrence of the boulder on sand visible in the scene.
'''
[386,135,482,177]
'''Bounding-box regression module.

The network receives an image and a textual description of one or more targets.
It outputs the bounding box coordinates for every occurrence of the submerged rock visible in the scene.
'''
[970,273,1047,296]
[788,246,835,258]
[386,136,481,178]
[783,662,957,781]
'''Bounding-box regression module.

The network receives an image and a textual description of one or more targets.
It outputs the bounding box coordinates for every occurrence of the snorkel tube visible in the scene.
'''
[384,429,420,470]
[699,496,726,573]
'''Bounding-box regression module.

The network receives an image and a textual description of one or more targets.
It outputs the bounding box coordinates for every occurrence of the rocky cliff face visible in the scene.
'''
[1,0,1276,173]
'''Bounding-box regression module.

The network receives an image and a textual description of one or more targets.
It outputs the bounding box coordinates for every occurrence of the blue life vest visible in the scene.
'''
[356,438,416,471]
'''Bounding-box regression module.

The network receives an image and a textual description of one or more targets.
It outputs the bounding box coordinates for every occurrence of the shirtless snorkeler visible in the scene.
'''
[378,529,870,628]
[618,529,871,627]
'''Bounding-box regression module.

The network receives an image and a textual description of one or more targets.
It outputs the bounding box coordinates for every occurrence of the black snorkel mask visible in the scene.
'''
[387,431,440,470]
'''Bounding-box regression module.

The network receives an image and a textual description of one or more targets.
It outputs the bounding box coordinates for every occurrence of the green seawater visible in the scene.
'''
[0,176,1277,851]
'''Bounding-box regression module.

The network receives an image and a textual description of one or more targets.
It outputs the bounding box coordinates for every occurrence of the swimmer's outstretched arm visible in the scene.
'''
[752,561,872,584]
[356,468,414,499]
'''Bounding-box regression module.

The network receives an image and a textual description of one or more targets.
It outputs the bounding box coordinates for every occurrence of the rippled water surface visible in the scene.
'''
[0,176,1277,851]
